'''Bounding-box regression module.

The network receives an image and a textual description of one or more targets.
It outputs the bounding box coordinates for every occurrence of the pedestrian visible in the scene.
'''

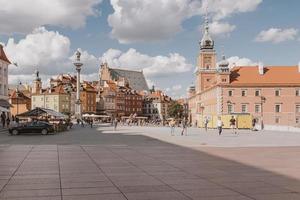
[77,118,80,125]
[15,117,19,125]
[195,120,198,128]
[204,117,209,132]
[6,117,10,128]
[1,112,6,128]
[230,116,237,134]
[252,118,257,131]
[169,119,176,136]
[181,119,187,136]
[113,118,118,131]
[90,119,93,128]
[217,117,223,135]
[81,119,84,127]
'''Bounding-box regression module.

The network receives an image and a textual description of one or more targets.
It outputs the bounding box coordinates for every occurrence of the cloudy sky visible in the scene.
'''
[0,0,299,98]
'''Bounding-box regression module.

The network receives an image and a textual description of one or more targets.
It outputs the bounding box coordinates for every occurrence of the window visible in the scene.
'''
[275,117,280,124]
[206,78,210,82]
[241,104,248,113]
[275,104,281,113]
[255,104,261,113]
[275,89,280,96]
[296,117,300,124]
[228,90,233,97]
[241,90,247,97]
[228,104,233,114]
[255,90,260,96]
[222,78,227,82]
[296,104,300,113]
[296,89,300,96]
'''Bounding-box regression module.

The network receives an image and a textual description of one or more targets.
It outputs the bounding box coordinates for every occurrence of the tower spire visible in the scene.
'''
[200,5,214,50]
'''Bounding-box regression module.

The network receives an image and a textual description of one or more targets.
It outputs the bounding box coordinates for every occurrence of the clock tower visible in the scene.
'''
[195,14,217,92]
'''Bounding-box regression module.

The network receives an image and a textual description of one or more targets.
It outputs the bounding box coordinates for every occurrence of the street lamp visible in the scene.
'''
[260,96,266,130]
[16,81,22,116]
[73,50,83,119]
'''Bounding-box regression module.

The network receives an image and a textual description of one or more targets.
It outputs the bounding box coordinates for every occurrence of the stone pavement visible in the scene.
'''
[0,126,299,199]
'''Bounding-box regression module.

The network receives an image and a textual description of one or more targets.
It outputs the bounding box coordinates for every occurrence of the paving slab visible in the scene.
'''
[0,125,299,199]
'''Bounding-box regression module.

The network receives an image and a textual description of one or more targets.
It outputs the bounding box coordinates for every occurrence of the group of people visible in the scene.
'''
[76,118,94,128]
[216,116,237,135]
[169,116,239,136]
[169,118,188,136]
[1,112,20,128]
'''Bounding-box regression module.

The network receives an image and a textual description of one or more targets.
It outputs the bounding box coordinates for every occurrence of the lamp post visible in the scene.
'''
[73,50,83,119]
[260,96,266,130]
[16,81,22,116]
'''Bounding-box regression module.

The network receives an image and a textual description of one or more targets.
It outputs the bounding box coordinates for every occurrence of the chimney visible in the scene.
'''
[258,62,264,75]
[298,62,300,73]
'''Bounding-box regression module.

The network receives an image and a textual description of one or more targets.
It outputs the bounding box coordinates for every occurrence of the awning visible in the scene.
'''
[17,107,67,118]
[0,106,10,112]
[0,99,12,108]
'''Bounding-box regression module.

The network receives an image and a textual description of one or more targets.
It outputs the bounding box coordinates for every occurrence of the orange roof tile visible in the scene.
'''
[230,66,300,87]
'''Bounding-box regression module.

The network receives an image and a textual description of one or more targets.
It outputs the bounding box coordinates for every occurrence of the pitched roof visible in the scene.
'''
[109,68,149,91]
[0,44,11,64]
[230,66,300,87]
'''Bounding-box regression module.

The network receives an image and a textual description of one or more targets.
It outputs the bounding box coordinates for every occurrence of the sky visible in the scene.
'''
[1,0,300,99]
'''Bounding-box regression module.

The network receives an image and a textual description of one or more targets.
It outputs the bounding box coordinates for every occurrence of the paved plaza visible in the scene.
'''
[0,125,299,199]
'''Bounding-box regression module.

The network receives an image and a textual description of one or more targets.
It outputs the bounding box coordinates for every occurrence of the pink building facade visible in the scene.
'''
[188,16,300,131]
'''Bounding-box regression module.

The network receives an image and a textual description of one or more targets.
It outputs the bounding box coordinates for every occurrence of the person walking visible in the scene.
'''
[6,117,10,128]
[89,118,93,128]
[204,117,209,132]
[181,119,187,136]
[217,117,224,135]
[252,118,257,131]
[1,112,6,128]
[169,119,176,136]
[81,119,84,127]
[230,116,237,134]
[113,118,118,131]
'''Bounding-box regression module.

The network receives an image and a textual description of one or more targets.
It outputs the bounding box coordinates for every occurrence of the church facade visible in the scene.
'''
[188,17,300,131]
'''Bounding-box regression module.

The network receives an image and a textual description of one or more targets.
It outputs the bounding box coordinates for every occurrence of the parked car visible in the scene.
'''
[9,121,55,135]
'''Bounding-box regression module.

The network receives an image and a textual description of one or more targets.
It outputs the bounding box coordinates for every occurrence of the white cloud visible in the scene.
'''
[227,56,257,68]
[5,27,71,75]
[100,48,193,77]
[108,0,262,43]
[2,27,101,86]
[108,0,201,43]
[69,49,100,74]
[0,0,102,34]
[255,28,298,43]
[146,79,155,88]
[209,21,236,36]
[203,0,263,20]
[172,84,182,91]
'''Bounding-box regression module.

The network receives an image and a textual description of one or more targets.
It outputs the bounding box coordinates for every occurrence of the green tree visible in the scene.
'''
[168,102,184,119]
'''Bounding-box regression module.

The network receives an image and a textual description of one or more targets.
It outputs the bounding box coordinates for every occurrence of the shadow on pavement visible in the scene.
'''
[0,125,299,199]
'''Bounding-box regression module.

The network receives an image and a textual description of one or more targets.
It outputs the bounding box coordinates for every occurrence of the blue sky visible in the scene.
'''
[1,0,300,98]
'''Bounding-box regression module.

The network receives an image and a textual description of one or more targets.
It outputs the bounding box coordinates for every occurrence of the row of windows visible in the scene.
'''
[125,96,142,101]
[227,104,300,113]
[125,108,142,112]
[228,89,300,97]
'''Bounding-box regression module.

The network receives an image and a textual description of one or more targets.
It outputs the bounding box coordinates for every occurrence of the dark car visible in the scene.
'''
[9,121,54,135]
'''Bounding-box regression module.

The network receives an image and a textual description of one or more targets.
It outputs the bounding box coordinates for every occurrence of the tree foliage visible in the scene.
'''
[168,101,184,119]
